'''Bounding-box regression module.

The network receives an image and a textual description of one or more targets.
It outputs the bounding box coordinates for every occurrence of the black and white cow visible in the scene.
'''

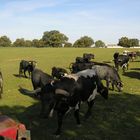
[0,71,3,99]
[40,69,108,136]
[92,65,123,92]
[113,52,129,72]
[51,67,68,79]
[19,60,37,78]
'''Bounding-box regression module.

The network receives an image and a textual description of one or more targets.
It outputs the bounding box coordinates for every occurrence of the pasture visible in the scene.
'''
[0,47,140,140]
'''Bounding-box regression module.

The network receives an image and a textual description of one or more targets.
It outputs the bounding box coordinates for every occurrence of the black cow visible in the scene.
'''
[19,68,54,98]
[69,62,94,73]
[31,68,53,90]
[83,53,94,62]
[113,52,129,72]
[19,60,37,78]
[92,65,123,92]
[51,67,68,79]
[40,69,108,136]
[0,71,3,99]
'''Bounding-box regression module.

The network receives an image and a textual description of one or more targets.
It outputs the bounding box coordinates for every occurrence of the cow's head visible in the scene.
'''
[97,85,108,99]
[94,75,108,99]
[116,81,123,92]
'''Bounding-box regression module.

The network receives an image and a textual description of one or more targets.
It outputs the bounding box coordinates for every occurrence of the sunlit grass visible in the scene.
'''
[0,47,140,140]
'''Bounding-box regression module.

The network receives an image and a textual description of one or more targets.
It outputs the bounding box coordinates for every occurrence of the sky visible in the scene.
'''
[0,0,140,44]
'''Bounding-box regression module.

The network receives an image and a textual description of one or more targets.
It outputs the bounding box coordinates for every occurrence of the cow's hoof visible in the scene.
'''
[53,131,61,138]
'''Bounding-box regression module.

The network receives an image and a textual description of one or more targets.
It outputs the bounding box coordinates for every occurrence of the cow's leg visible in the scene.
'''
[24,69,28,78]
[127,63,129,70]
[54,111,65,136]
[74,103,81,125]
[111,81,115,90]
[106,80,110,90]
[40,95,47,117]
[27,70,30,78]
[84,100,95,119]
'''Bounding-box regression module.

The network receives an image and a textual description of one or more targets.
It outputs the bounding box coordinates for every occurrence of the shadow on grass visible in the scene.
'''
[0,93,140,140]
[13,74,30,79]
[130,68,140,71]
[123,71,140,80]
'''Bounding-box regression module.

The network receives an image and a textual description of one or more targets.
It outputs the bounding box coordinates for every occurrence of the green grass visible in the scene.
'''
[0,47,140,140]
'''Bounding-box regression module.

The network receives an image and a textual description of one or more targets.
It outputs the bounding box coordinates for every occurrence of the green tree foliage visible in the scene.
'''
[13,38,26,47]
[128,39,139,47]
[118,37,129,47]
[118,37,139,47]
[73,36,94,48]
[95,40,105,48]
[0,36,11,47]
[64,42,73,48]
[42,30,68,47]
[32,39,45,48]
[25,40,33,47]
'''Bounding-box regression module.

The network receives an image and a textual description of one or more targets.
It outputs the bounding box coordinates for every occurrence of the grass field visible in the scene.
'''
[0,47,140,140]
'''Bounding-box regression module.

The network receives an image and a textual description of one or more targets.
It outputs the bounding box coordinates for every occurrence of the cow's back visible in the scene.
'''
[92,65,120,81]
[31,68,53,89]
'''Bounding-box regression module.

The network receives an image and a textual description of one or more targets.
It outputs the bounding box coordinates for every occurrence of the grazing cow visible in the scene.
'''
[75,53,94,64]
[83,53,94,62]
[51,67,68,79]
[123,50,137,61]
[113,52,129,72]
[19,60,37,78]
[69,62,94,73]
[40,69,108,136]
[92,65,123,92]
[0,71,3,99]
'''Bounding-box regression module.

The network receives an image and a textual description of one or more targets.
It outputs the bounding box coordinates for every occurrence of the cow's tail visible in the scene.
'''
[18,85,41,96]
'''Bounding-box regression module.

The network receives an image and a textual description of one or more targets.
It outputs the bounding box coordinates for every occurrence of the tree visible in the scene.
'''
[42,30,68,47]
[95,40,105,48]
[32,39,45,48]
[128,39,139,47]
[73,36,94,48]
[0,36,11,47]
[25,40,33,47]
[13,38,26,47]
[118,37,129,47]
[118,37,139,47]
[64,42,72,48]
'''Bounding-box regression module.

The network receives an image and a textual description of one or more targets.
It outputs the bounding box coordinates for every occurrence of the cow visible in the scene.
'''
[19,60,37,78]
[31,68,53,91]
[39,69,108,136]
[69,62,94,73]
[92,65,123,92]
[51,67,68,79]
[19,68,54,98]
[113,52,129,72]
[123,50,137,61]
[0,71,3,99]
[83,53,94,62]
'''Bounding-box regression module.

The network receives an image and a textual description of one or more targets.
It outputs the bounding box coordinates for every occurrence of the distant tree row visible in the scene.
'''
[118,37,139,47]
[0,30,139,48]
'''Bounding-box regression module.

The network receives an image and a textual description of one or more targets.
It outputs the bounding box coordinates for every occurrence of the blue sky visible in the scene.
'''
[0,0,140,44]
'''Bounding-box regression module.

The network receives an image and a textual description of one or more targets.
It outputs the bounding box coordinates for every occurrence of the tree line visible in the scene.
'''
[0,30,139,48]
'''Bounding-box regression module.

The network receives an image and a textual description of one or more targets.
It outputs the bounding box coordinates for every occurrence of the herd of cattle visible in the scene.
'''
[0,50,139,136]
